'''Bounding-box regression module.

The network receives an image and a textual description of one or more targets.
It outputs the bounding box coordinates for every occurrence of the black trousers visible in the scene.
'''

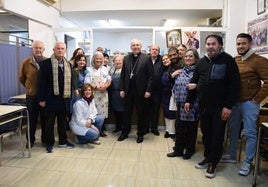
[146,92,161,131]
[45,111,68,147]
[200,105,227,167]
[122,88,148,136]
[114,111,123,130]
[175,120,198,154]
[26,96,46,144]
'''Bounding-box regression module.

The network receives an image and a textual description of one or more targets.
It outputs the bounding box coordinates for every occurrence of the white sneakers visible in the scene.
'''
[239,162,251,176]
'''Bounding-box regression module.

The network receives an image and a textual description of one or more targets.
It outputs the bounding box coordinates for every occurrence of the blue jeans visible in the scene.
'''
[227,101,259,164]
[77,115,104,144]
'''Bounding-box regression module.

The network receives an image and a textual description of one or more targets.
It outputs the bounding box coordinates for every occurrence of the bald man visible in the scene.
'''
[19,40,46,148]
[38,42,74,153]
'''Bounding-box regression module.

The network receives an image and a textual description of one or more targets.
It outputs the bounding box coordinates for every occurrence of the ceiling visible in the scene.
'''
[61,9,222,28]
[0,8,222,33]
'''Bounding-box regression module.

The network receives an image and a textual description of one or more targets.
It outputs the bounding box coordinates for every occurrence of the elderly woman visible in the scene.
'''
[110,55,124,133]
[85,51,111,137]
[70,84,104,144]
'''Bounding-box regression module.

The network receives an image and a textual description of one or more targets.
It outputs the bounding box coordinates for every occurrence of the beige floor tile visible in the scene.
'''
[108,149,140,161]
[54,171,99,187]
[212,181,251,187]
[141,133,169,152]
[137,162,173,179]
[172,165,206,180]
[95,174,136,187]
[3,155,42,168]
[73,147,112,160]
[101,159,138,176]
[114,139,142,150]
[33,156,76,171]
[175,179,214,187]
[1,128,267,187]
[13,169,64,187]
[70,158,107,174]
[135,177,175,187]
[0,166,31,186]
[140,150,171,165]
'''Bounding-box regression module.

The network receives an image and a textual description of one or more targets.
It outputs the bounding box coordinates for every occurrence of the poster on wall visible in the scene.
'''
[166,29,182,48]
[248,14,268,54]
[182,31,200,50]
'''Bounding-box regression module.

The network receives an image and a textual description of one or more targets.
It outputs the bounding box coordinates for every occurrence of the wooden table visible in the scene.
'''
[0,105,30,166]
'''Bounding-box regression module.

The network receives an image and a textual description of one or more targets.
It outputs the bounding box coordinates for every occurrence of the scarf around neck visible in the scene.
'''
[83,96,94,105]
[51,54,71,98]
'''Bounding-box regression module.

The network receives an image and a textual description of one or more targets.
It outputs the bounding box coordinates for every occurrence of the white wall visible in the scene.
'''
[1,0,60,27]
[224,0,246,56]
[93,30,153,55]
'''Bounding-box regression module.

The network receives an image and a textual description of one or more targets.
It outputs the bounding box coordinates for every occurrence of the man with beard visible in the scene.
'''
[186,34,240,178]
[220,33,268,176]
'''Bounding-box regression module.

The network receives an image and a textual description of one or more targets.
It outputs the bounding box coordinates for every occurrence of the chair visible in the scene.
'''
[252,114,268,187]
[0,103,24,166]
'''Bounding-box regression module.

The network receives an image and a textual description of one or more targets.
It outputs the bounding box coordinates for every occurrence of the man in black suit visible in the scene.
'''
[118,39,154,143]
[146,45,163,136]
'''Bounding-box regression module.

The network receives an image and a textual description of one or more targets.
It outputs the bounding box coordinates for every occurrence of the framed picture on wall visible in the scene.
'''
[257,0,266,15]
[166,29,182,48]
[248,14,268,54]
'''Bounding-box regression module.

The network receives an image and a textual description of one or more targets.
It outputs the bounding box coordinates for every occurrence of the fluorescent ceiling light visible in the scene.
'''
[164,19,176,27]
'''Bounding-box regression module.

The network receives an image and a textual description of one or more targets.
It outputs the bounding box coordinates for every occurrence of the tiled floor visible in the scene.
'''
[0,127,268,187]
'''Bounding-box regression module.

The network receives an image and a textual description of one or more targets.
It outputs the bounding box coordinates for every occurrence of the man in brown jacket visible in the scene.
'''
[221,33,268,176]
[19,40,46,148]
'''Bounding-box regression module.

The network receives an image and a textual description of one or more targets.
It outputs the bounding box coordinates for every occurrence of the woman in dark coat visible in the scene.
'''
[161,54,176,139]
[110,55,125,133]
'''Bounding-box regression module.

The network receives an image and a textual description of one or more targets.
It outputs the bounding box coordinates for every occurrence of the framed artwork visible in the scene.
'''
[248,14,268,54]
[182,31,200,49]
[258,0,266,15]
[166,29,182,48]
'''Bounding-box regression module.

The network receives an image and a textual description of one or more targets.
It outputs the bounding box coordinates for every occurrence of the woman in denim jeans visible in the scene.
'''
[70,84,104,145]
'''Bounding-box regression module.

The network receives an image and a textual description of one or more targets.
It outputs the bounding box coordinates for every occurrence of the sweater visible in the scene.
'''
[188,52,241,109]
[235,50,268,104]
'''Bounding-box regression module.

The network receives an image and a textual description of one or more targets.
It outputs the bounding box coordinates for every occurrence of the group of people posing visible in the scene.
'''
[19,33,268,179]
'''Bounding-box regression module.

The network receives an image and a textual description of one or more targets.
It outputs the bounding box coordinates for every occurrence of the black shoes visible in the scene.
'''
[167,151,183,157]
[164,132,170,138]
[151,129,160,136]
[137,136,144,143]
[205,163,216,178]
[26,142,34,149]
[183,151,194,160]
[113,128,121,133]
[118,133,128,141]
[100,132,108,137]
[170,134,176,139]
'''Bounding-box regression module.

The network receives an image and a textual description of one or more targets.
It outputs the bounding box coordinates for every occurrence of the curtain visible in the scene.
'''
[0,43,31,103]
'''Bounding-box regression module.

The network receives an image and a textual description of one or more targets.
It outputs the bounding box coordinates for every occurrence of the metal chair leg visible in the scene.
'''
[253,126,263,187]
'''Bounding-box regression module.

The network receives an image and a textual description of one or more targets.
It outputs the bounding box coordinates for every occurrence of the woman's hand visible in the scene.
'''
[144,92,151,98]
[221,107,232,121]
[120,91,125,98]
[171,69,183,78]
[184,103,191,114]
[187,83,197,90]
[74,90,79,96]
[85,119,92,128]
